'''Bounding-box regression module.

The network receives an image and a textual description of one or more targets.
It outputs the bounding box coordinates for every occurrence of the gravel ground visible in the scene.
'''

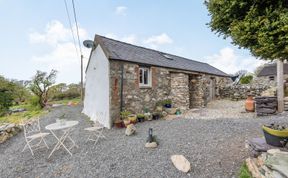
[0,103,287,178]
[183,99,256,119]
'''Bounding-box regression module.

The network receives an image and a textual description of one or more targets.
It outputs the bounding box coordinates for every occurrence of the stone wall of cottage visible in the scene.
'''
[109,60,170,121]
[189,74,232,107]
[109,60,231,121]
[170,73,190,111]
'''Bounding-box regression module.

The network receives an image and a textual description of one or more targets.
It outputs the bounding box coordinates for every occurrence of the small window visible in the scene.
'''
[139,67,151,87]
[269,76,275,81]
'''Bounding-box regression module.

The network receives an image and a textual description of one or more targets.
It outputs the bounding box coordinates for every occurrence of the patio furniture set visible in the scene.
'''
[21,115,106,158]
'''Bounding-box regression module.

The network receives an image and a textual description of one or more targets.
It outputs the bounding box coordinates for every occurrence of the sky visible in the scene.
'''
[0,0,265,84]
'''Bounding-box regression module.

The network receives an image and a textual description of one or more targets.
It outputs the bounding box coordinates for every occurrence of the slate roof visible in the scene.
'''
[257,63,288,77]
[95,34,229,77]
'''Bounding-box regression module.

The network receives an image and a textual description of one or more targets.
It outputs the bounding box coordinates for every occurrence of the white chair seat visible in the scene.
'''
[27,132,50,139]
[84,126,103,132]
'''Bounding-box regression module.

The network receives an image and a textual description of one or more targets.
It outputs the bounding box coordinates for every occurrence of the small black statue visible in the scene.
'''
[147,128,153,143]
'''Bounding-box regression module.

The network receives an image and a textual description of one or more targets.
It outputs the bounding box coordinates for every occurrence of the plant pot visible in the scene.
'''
[262,126,288,147]
[137,116,145,123]
[144,113,152,121]
[245,95,255,112]
[152,113,160,120]
[164,104,172,108]
[123,119,131,127]
[128,114,137,124]
[114,120,124,128]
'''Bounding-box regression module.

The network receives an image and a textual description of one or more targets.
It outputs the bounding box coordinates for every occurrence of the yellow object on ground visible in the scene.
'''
[262,126,288,137]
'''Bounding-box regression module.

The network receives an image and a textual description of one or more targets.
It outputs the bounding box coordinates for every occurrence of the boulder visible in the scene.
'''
[145,142,157,148]
[125,124,136,136]
[0,132,9,143]
[171,155,191,173]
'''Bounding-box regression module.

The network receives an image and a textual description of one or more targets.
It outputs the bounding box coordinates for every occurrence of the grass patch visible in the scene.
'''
[238,163,252,178]
[49,97,80,105]
[0,103,46,124]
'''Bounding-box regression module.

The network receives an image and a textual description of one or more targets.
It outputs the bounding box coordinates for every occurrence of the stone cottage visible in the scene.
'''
[258,63,288,81]
[83,34,230,128]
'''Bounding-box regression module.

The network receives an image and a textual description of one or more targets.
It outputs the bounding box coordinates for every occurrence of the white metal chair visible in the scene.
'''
[84,112,106,145]
[22,118,50,156]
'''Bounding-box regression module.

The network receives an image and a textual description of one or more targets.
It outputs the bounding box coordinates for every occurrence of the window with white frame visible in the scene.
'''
[139,67,151,87]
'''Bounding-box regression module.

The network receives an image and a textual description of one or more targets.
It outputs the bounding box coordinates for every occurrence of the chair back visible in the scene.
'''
[22,118,41,137]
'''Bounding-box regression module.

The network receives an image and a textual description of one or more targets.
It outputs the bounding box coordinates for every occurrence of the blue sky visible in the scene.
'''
[0,0,264,83]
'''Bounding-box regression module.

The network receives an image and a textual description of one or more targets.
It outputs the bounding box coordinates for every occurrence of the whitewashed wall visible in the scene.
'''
[82,45,111,128]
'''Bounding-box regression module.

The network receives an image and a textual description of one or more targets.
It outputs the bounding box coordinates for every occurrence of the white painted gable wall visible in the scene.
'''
[82,45,111,128]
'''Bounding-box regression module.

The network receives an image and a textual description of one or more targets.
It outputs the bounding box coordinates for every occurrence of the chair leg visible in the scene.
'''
[27,141,34,156]
[42,137,49,149]
[22,143,28,152]
[94,135,101,145]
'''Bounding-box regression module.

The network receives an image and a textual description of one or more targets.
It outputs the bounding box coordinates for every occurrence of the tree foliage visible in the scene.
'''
[206,0,288,60]
[48,83,81,100]
[0,76,13,116]
[240,75,253,84]
[29,70,57,108]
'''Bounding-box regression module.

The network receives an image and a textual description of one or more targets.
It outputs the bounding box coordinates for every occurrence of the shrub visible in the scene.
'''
[28,95,41,110]
[0,90,13,116]
[120,110,131,119]
[240,75,253,84]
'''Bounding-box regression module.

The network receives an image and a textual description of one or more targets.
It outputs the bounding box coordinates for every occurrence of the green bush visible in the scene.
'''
[28,95,41,110]
[0,90,13,116]
[240,75,253,84]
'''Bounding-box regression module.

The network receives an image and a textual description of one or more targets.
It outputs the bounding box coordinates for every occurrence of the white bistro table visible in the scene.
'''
[45,120,79,158]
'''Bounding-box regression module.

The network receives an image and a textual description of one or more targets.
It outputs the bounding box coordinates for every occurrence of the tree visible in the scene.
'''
[29,70,57,108]
[206,1,288,111]
[10,80,31,104]
[0,76,13,116]
[205,1,288,60]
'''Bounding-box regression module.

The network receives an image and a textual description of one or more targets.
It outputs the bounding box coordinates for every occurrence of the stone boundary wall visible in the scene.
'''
[219,77,276,99]
[0,123,21,143]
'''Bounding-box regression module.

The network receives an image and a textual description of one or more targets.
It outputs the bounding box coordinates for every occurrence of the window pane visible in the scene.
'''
[144,69,148,84]
[139,69,143,83]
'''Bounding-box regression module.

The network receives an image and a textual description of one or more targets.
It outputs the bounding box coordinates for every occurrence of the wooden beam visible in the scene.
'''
[277,59,284,112]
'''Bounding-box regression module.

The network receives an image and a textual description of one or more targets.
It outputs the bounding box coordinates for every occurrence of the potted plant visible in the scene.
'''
[175,108,181,115]
[262,124,288,147]
[143,107,152,121]
[137,114,145,122]
[121,110,131,127]
[128,114,137,124]
[152,112,161,120]
[57,114,66,125]
[155,101,164,112]
[163,99,172,108]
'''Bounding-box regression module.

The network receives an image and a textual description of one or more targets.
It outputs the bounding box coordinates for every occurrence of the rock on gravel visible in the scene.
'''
[145,142,157,148]
[171,155,191,173]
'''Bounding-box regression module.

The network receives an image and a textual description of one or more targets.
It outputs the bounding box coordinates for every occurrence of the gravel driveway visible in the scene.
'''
[0,104,287,178]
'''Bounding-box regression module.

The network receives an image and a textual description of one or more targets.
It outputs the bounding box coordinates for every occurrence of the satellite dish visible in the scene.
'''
[83,40,94,48]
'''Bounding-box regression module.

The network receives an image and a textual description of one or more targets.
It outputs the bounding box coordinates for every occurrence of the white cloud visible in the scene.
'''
[115,6,127,16]
[204,47,265,75]
[144,33,173,49]
[29,20,87,47]
[29,20,90,83]
[105,33,173,49]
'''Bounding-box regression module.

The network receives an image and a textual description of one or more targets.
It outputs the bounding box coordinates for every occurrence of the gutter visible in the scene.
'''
[120,63,124,112]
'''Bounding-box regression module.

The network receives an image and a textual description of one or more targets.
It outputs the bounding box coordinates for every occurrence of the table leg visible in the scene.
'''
[48,129,73,158]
